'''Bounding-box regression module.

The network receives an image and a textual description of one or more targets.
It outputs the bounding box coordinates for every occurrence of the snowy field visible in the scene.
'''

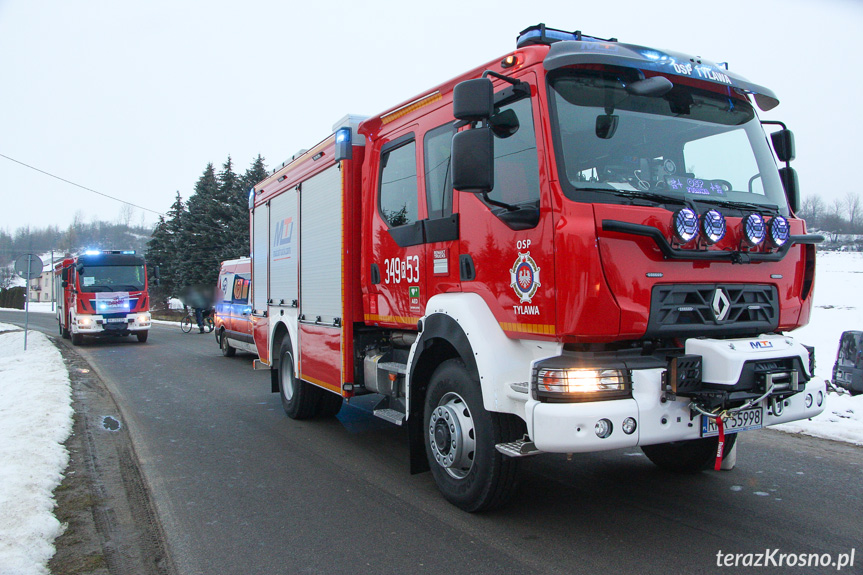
[0,253,862,574]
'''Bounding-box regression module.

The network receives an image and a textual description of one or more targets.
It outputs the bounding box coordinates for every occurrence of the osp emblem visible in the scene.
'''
[510,252,541,303]
[712,288,731,322]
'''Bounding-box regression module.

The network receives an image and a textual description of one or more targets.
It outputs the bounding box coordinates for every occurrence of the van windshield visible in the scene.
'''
[547,68,788,214]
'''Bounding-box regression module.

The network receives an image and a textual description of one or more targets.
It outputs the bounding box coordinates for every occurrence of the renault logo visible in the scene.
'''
[712,288,731,322]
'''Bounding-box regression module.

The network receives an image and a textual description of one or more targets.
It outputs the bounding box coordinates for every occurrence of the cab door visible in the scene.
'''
[367,130,426,328]
[421,121,461,304]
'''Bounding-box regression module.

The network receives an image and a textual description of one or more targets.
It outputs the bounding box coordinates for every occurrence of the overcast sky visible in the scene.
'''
[1,0,860,233]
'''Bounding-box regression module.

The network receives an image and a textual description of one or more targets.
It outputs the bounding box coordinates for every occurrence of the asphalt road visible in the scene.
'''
[4,309,862,575]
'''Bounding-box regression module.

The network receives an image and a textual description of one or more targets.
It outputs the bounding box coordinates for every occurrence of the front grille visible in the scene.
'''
[646,284,778,338]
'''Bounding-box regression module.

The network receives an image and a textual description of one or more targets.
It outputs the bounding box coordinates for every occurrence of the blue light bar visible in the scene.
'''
[517,24,616,48]
[121,250,136,255]
[84,249,101,256]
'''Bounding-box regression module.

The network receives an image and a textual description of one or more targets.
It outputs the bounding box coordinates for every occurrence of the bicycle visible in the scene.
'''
[181,308,214,333]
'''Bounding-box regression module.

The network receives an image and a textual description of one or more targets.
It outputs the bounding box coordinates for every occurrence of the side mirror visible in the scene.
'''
[779,166,800,213]
[452,127,494,193]
[75,263,84,273]
[61,280,68,288]
[453,78,494,122]
[771,129,795,163]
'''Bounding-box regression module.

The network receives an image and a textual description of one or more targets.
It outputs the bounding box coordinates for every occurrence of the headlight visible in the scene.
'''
[77,317,93,327]
[138,313,151,323]
[533,368,630,402]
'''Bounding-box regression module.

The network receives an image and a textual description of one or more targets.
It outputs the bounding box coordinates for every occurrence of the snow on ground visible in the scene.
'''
[773,251,863,444]
[0,322,72,575]
[0,254,861,573]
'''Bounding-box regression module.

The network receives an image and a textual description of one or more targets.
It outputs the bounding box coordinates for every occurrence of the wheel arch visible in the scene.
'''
[270,321,291,393]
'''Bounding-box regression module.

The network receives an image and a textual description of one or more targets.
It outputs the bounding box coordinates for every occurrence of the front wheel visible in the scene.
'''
[641,433,738,473]
[180,316,193,333]
[71,332,84,346]
[136,331,148,343]
[424,359,523,512]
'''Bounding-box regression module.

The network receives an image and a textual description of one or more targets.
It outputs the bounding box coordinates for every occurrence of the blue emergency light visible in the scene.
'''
[335,127,352,162]
[517,24,617,48]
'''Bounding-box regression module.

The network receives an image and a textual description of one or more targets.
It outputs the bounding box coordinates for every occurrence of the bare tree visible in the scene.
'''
[800,195,825,225]
[844,192,861,230]
[118,204,136,227]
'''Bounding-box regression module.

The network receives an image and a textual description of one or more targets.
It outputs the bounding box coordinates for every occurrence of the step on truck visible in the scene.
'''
[249,24,825,511]
[55,250,153,344]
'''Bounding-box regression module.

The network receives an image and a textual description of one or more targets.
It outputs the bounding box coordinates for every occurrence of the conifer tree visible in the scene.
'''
[180,163,221,288]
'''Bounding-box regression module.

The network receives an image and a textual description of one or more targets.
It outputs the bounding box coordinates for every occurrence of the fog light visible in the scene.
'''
[672,208,699,244]
[622,417,637,435]
[816,391,824,407]
[768,215,790,247]
[805,394,813,408]
[701,209,726,244]
[595,419,613,439]
[742,213,766,247]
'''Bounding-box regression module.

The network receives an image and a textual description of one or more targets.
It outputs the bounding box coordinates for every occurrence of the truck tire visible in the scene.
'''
[71,332,84,346]
[641,433,738,473]
[317,391,343,417]
[423,359,522,512]
[136,331,148,343]
[220,330,236,357]
[59,318,70,339]
[278,338,322,420]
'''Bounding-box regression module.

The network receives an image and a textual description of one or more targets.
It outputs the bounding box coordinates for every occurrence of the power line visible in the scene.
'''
[0,152,165,217]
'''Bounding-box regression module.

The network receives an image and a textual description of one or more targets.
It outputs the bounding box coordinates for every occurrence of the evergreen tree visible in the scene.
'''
[179,163,221,288]
[226,155,268,258]
[146,191,186,306]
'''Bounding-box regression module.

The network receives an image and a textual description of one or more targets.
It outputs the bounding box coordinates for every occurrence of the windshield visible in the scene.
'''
[78,265,146,293]
[548,68,788,215]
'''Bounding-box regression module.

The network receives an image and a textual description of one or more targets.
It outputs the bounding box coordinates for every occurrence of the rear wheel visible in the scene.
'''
[220,330,236,357]
[278,338,323,419]
[180,316,193,333]
[59,318,70,339]
[205,316,215,333]
[136,331,148,343]
[423,359,523,512]
[641,433,738,473]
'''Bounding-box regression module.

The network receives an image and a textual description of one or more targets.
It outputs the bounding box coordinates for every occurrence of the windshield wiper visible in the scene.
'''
[576,187,690,207]
[694,197,780,215]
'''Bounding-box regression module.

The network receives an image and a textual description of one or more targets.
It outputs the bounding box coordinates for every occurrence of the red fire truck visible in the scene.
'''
[249,24,825,511]
[55,250,153,345]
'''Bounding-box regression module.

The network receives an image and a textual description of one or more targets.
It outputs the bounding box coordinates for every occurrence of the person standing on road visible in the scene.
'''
[181,285,212,334]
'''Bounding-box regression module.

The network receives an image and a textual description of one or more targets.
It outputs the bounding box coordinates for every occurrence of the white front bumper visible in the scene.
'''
[526,335,826,453]
[72,312,151,333]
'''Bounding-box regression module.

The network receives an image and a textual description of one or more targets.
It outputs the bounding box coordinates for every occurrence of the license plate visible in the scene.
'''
[701,406,763,437]
[107,318,127,323]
